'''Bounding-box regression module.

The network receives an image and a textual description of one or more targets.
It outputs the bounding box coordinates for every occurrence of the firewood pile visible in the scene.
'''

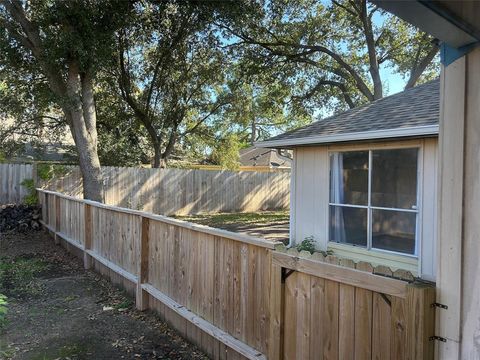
[0,204,41,233]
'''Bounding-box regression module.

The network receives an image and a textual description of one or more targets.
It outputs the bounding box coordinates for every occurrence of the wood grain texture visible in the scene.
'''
[36,165,290,215]
[0,163,33,204]
[36,189,436,360]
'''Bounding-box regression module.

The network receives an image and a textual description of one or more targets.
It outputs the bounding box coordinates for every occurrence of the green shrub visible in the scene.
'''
[296,236,316,254]
[20,178,38,206]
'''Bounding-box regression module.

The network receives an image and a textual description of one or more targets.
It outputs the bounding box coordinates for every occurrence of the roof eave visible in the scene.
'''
[372,0,480,48]
[255,125,439,149]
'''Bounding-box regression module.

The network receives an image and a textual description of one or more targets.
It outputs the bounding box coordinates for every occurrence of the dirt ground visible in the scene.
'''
[175,211,290,243]
[0,230,209,360]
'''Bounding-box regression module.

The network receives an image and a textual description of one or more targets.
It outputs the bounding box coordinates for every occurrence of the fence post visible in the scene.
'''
[268,260,284,360]
[43,192,49,226]
[83,204,93,269]
[54,195,60,245]
[405,282,436,359]
[136,216,150,311]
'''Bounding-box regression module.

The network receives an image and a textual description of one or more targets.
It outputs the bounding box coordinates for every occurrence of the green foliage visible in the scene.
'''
[296,236,317,254]
[37,163,69,182]
[0,294,7,329]
[0,151,5,163]
[20,178,38,206]
[222,0,440,114]
[210,134,242,170]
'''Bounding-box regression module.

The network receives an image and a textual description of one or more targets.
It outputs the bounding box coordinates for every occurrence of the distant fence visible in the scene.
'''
[41,165,290,215]
[0,163,290,214]
[38,188,436,360]
[0,163,33,204]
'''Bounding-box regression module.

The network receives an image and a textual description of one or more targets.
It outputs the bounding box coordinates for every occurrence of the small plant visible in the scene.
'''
[0,294,7,329]
[296,236,316,254]
[20,178,38,206]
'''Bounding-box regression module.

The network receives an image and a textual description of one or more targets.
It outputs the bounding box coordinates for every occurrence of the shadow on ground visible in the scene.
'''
[0,230,209,360]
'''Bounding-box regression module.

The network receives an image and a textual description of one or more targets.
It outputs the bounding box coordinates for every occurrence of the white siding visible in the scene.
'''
[420,138,438,280]
[291,146,329,248]
[291,138,439,280]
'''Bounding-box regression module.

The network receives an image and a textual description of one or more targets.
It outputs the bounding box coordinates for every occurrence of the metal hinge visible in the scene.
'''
[429,336,447,343]
[431,302,448,310]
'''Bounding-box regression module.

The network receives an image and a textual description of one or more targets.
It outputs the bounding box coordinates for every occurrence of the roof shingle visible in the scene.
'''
[258,79,439,147]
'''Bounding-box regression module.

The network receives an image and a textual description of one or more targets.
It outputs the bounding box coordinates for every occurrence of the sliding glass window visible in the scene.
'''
[329,148,419,256]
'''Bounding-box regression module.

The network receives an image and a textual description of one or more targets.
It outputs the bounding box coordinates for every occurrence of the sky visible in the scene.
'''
[380,71,405,96]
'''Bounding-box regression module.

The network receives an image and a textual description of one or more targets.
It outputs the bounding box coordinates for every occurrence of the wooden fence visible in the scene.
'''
[37,188,436,360]
[0,163,33,204]
[41,165,290,215]
[270,253,436,359]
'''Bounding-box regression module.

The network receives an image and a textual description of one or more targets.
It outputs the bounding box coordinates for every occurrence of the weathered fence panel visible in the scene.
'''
[0,163,33,204]
[37,189,436,360]
[40,165,290,215]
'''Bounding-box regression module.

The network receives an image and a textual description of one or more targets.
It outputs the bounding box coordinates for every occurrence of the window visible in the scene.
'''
[329,148,419,256]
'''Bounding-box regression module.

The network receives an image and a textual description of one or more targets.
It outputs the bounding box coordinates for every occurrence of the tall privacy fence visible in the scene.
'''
[0,163,290,214]
[39,188,436,360]
[0,163,33,204]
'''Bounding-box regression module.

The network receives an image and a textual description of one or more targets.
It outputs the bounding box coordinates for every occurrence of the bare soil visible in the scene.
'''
[0,230,209,360]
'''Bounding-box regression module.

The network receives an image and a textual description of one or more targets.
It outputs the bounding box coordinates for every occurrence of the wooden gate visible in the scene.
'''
[269,252,436,360]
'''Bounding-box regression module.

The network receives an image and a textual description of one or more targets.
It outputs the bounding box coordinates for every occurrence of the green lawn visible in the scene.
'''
[175,210,289,228]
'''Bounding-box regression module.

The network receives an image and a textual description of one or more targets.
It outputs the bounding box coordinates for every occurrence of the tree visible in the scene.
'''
[0,0,131,201]
[220,0,439,112]
[210,133,241,170]
[117,2,238,168]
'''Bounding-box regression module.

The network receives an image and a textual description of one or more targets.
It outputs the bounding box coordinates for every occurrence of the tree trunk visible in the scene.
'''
[153,142,162,168]
[360,0,383,100]
[2,2,104,202]
[65,63,104,202]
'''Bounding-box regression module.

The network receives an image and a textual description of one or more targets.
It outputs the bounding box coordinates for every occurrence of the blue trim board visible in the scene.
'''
[441,42,480,66]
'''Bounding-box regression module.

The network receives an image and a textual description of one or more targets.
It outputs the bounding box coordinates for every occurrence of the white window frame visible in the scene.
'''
[327,144,423,258]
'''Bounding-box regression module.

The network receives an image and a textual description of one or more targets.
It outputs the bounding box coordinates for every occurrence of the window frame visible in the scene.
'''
[327,144,422,258]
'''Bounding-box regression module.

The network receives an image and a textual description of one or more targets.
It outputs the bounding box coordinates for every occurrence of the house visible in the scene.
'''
[257,79,439,280]
[239,146,291,169]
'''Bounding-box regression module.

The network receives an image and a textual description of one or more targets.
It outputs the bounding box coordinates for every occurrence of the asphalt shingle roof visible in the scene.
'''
[259,79,439,147]
[239,146,292,167]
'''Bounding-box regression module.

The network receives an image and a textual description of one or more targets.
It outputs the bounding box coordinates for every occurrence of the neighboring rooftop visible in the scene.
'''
[239,146,292,168]
[257,79,440,148]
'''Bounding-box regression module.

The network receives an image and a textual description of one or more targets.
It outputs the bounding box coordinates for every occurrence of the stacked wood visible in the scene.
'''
[0,204,41,233]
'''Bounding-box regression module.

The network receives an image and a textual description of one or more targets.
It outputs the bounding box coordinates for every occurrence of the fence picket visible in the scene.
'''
[35,189,436,360]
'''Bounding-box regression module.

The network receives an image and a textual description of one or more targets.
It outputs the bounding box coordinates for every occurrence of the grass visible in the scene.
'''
[175,210,289,228]
[30,343,89,360]
[0,256,50,296]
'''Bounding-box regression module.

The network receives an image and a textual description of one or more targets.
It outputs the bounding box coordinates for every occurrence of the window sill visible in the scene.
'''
[327,242,418,275]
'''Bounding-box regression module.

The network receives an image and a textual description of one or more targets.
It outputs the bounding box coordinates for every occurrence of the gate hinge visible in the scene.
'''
[431,302,448,310]
[429,336,447,343]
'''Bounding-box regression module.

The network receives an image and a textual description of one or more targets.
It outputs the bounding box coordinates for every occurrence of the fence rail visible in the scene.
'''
[270,252,436,359]
[37,188,435,360]
[41,165,290,215]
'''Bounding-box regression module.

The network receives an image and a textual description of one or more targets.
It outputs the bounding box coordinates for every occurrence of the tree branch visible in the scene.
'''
[404,42,439,89]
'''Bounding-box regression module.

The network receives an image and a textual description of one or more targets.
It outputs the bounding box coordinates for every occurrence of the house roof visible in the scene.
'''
[239,146,292,167]
[257,79,440,148]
